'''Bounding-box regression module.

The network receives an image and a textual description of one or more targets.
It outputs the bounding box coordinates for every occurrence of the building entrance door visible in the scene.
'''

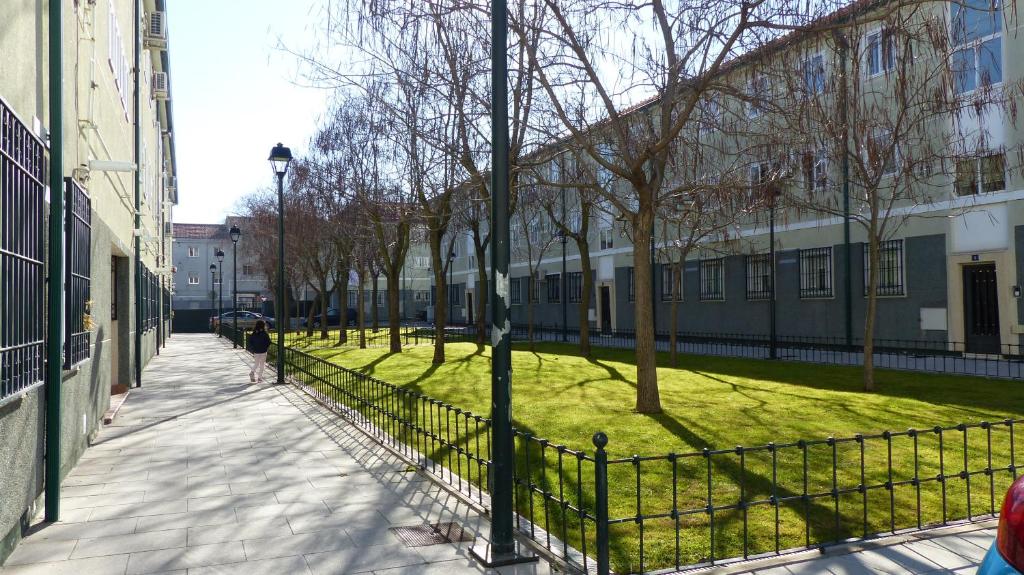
[963,263,1000,354]
[599,285,612,334]
[467,292,473,326]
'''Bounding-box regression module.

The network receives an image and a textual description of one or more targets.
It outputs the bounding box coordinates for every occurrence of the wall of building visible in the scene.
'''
[0,0,175,564]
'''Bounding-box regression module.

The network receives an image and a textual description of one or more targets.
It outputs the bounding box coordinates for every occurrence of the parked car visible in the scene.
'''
[211,311,273,331]
[300,308,357,328]
[978,474,1024,574]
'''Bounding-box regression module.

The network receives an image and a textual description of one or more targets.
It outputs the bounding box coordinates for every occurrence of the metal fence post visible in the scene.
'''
[594,431,610,575]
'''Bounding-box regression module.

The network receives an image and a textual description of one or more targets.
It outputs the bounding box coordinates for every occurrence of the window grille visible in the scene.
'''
[627,267,635,302]
[566,272,583,303]
[1,97,46,399]
[799,247,833,298]
[863,239,905,296]
[510,278,522,305]
[661,265,682,301]
[546,273,561,303]
[699,258,725,301]
[64,178,92,368]
[745,254,773,300]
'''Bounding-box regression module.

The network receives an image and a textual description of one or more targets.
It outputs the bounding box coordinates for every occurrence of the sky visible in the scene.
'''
[168,0,331,224]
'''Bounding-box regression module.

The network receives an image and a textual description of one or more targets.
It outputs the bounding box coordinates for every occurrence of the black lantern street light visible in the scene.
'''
[269,143,293,385]
[216,249,225,337]
[230,225,241,347]
[209,264,217,330]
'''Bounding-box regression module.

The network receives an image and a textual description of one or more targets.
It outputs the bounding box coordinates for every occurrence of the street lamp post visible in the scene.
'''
[448,250,455,326]
[469,0,535,566]
[561,188,568,343]
[216,249,225,338]
[209,264,216,331]
[269,143,293,385]
[230,225,241,347]
[769,188,779,360]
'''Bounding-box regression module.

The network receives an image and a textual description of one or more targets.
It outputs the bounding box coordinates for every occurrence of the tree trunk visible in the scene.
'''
[337,279,349,345]
[371,273,379,333]
[633,211,662,413]
[527,292,535,352]
[387,270,402,353]
[430,232,447,364]
[319,281,330,340]
[863,235,880,392]
[357,269,367,349]
[578,240,593,357]
[474,240,487,346]
[305,290,317,338]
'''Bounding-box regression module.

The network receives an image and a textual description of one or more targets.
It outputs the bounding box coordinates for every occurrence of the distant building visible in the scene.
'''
[171,220,272,331]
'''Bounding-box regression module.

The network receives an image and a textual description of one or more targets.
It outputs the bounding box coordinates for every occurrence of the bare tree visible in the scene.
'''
[775,5,1020,390]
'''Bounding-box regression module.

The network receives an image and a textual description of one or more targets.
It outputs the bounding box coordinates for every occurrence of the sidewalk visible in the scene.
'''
[0,334,554,575]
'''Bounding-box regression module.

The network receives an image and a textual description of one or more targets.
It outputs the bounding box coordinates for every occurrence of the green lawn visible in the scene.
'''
[288,335,1024,573]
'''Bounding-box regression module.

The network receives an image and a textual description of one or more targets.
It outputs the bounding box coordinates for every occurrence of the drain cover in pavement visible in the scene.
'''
[390,522,474,547]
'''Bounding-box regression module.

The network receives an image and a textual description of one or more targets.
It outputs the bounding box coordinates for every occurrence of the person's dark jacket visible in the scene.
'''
[248,330,271,354]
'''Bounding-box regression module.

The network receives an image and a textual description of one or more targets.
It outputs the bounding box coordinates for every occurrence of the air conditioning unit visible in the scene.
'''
[145,12,167,48]
[152,72,169,100]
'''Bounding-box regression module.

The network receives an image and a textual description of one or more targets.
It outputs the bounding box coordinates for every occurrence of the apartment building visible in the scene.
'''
[0,0,176,562]
[428,0,1022,354]
[171,220,273,332]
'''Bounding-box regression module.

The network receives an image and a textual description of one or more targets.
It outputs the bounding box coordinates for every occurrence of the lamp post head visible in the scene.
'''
[229,225,241,243]
[215,249,225,263]
[209,264,216,272]
[268,143,293,177]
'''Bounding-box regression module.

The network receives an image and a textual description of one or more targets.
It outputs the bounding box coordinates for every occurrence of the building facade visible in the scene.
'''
[396,0,1024,356]
[0,0,176,563]
[170,221,272,331]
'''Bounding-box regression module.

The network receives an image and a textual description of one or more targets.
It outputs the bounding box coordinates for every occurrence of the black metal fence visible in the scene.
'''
[284,322,1024,380]
[1,96,46,400]
[255,340,1018,574]
[64,178,91,369]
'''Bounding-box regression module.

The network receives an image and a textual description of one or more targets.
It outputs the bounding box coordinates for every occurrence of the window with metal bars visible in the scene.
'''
[799,247,833,298]
[64,178,92,368]
[510,278,523,305]
[661,265,682,301]
[546,273,561,303]
[566,271,583,303]
[529,276,540,303]
[1,98,46,399]
[627,267,635,302]
[863,239,905,296]
[745,254,772,300]
[699,258,725,301]
[448,284,461,306]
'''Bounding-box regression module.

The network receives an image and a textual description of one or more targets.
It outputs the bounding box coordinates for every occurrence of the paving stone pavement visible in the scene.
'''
[0,334,556,575]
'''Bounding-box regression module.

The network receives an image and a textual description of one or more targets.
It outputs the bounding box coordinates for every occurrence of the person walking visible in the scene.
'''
[247,320,272,383]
